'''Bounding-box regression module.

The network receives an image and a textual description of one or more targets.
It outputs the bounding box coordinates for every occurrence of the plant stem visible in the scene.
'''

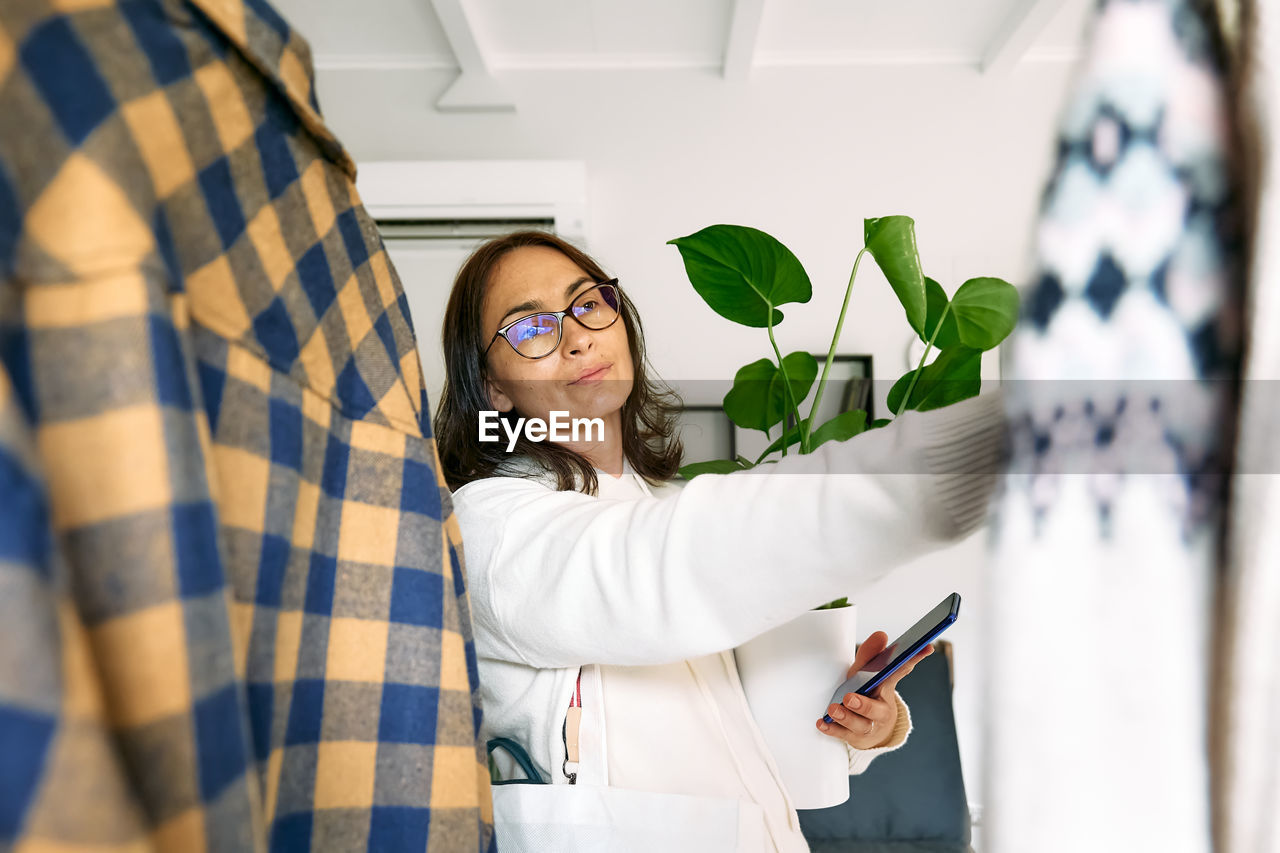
[895,301,951,418]
[753,417,803,465]
[805,247,869,444]
[766,306,800,456]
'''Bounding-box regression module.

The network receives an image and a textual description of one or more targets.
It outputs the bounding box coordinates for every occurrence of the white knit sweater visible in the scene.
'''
[452,392,1004,852]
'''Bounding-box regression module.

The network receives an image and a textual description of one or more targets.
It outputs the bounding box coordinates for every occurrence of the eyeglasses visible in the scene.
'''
[485,280,622,360]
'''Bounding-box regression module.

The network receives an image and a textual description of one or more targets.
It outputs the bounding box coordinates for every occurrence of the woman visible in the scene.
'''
[435,231,1002,851]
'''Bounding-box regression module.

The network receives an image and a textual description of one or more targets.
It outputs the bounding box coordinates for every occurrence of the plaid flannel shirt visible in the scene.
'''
[0,0,494,849]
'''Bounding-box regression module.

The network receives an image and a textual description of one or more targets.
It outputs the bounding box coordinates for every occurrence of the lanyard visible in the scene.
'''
[562,667,583,784]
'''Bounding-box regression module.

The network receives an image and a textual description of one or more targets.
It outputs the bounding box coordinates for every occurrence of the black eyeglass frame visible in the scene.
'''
[484,280,622,360]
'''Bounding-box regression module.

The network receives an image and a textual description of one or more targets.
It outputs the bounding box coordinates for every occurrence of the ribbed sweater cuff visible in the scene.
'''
[847,692,913,775]
[916,391,1007,540]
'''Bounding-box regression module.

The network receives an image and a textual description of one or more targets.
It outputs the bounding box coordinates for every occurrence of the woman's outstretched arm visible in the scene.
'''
[453,392,1004,668]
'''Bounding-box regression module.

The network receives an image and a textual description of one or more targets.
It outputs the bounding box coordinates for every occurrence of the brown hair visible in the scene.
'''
[433,230,684,494]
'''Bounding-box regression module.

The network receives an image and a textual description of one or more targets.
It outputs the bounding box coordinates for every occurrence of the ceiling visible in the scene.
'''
[272,0,1094,108]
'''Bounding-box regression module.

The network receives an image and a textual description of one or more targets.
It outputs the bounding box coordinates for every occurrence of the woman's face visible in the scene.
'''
[481,245,635,426]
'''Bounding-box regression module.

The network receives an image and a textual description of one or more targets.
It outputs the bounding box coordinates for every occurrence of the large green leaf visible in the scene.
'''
[886,368,918,415]
[668,225,812,328]
[949,277,1019,351]
[721,353,818,432]
[778,351,819,408]
[916,346,982,410]
[864,217,927,337]
[678,459,749,480]
[723,360,782,431]
[810,409,868,449]
[923,277,960,349]
[890,346,983,413]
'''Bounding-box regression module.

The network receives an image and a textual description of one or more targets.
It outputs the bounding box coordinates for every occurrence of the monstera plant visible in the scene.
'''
[669,218,1018,605]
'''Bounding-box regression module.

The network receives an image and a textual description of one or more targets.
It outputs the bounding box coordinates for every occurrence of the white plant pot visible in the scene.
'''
[734,605,858,810]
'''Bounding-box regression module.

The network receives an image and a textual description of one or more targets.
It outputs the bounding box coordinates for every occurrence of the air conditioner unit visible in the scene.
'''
[356,160,588,241]
[355,161,589,409]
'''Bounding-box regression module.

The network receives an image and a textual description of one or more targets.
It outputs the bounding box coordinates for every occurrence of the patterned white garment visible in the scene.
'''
[985,1,1241,851]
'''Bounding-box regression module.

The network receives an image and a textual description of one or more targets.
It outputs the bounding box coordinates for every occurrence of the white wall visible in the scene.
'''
[320,60,1078,818]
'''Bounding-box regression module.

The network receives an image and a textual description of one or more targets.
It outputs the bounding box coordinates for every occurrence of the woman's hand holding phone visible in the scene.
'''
[815,631,933,750]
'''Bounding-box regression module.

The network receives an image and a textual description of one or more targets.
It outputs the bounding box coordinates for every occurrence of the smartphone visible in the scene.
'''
[822,592,961,723]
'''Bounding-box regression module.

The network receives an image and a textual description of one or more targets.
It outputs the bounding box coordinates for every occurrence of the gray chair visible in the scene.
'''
[798,641,972,853]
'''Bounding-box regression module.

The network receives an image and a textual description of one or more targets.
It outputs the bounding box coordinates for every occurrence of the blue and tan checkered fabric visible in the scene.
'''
[0,0,494,849]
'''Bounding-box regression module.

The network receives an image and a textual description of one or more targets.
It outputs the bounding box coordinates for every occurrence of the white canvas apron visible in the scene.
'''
[489,664,765,852]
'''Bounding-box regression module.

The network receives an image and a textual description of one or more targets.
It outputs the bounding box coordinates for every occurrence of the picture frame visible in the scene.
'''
[675,405,737,467]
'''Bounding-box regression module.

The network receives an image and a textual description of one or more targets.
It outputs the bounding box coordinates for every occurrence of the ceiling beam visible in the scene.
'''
[723,0,766,81]
[430,0,515,112]
[980,0,1070,75]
